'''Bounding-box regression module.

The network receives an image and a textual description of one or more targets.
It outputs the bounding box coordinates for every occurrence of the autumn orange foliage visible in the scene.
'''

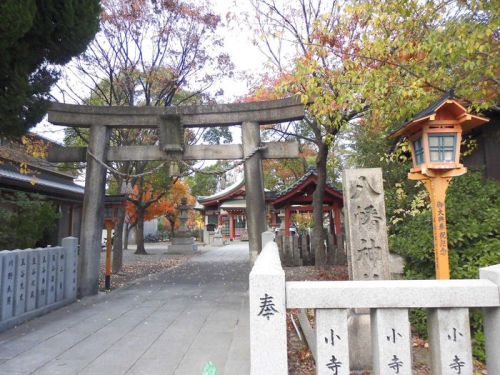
[125,179,196,232]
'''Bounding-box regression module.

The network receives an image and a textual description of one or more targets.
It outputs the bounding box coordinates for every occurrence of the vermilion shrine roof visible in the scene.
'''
[197,178,276,208]
[197,178,246,206]
[272,168,343,209]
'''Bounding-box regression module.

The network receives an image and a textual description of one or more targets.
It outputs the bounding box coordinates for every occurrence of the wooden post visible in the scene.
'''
[243,121,266,261]
[334,204,342,236]
[284,205,291,236]
[104,220,113,290]
[423,176,451,280]
[229,212,235,241]
[79,125,109,297]
[410,171,455,280]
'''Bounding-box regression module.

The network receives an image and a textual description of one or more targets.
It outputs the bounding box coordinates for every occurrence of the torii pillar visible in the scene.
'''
[79,125,110,297]
[243,121,267,262]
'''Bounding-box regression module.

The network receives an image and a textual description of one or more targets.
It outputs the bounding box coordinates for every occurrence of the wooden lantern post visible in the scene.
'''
[103,195,126,290]
[392,94,489,279]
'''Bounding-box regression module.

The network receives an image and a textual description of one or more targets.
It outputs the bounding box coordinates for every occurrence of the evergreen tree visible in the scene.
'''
[0,0,100,137]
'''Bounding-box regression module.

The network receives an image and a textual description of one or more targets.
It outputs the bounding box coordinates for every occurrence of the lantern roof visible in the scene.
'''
[391,91,489,138]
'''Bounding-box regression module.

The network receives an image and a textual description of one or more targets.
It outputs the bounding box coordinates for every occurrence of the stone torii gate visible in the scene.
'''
[47,97,305,297]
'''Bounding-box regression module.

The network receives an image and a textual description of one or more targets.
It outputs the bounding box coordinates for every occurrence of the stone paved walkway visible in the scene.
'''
[0,243,251,375]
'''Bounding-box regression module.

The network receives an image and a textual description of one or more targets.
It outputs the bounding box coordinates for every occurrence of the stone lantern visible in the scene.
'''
[392,93,489,279]
[168,197,198,254]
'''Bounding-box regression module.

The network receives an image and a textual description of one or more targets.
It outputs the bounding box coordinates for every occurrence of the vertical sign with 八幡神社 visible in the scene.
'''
[343,168,391,281]
[342,168,391,371]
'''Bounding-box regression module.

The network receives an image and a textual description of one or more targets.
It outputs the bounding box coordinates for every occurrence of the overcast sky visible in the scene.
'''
[33,0,268,143]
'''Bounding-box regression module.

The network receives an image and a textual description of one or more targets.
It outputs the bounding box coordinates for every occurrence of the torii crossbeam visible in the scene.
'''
[47,97,305,297]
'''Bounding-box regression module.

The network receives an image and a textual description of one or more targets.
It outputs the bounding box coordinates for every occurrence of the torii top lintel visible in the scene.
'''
[48,97,305,128]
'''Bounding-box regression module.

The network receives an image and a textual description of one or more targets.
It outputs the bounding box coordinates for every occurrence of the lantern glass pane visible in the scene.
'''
[429,137,439,146]
[428,134,457,163]
[443,137,455,146]
[104,207,112,218]
[413,138,424,165]
[430,151,440,161]
[444,151,454,161]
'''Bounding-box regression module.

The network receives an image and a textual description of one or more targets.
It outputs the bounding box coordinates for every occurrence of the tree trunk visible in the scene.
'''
[168,217,176,239]
[124,223,130,249]
[124,222,135,250]
[112,207,125,273]
[134,207,147,254]
[313,143,328,267]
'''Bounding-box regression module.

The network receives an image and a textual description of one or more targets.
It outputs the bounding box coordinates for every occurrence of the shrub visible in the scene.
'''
[0,192,59,249]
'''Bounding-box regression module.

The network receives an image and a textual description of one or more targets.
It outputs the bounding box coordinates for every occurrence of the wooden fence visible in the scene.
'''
[274,232,347,266]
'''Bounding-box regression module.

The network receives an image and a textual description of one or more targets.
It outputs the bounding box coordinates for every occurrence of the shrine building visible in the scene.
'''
[197,168,344,241]
[197,179,277,240]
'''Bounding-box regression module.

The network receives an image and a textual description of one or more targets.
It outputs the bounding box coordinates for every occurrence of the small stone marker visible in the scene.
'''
[371,309,412,375]
[26,250,39,312]
[343,168,391,280]
[1,252,16,320]
[428,308,473,375]
[47,248,58,305]
[13,250,28,316]
[316,309,350,375]
[37,250,48,308]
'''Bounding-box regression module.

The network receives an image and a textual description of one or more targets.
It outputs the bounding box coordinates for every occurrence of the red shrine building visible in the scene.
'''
[197,179,277,240]
[197,169,344,241]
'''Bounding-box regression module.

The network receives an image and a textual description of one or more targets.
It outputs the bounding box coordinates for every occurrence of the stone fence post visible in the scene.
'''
[0,237,79,333]
[62,237,78,301]
[249,232,287,375]
[480,263,500,374]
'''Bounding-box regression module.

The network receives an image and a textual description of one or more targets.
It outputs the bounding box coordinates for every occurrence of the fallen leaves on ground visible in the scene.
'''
[98,256,189,291]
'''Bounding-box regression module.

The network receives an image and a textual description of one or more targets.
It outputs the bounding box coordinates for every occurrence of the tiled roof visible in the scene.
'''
[0,168,84,195]
[197,178,245,203]
[274,167,341,199]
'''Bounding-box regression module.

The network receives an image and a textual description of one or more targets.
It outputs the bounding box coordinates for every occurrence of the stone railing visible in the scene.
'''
[249,232,500,375]
[0,237,78,332]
